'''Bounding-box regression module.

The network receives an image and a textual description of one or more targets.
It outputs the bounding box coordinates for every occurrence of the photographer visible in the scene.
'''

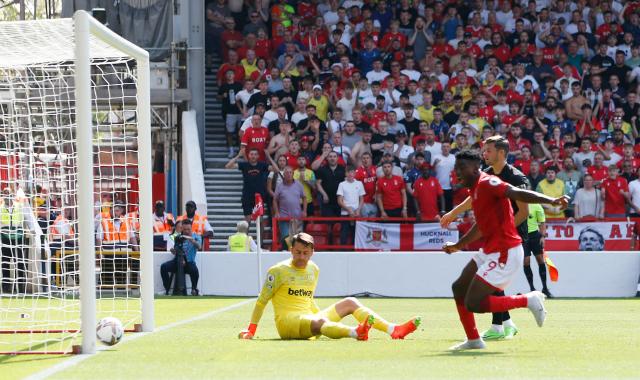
[160,220,202,296]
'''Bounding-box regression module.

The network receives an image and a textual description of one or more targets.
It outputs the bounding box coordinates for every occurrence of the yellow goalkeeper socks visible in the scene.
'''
[325,306,342,322]
[320,321,355,339]
[353,307,395,335]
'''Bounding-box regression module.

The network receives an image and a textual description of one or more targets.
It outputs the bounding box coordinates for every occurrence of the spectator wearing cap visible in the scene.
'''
[412,163,445,221]
[536,166,567,219]
[376,161,407,219]
[177,200,214,243]
[227,220,257,252]
[152,200,175,251]
[96,201,138,250]
[307,85,330,122]
[601,164,631,218]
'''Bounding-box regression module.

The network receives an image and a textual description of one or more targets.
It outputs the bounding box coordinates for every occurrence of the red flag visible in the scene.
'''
[251,193,264,221]
[543,252,559,282]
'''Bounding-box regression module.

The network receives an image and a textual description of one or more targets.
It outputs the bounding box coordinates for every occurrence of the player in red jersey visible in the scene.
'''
[442,150,569,350]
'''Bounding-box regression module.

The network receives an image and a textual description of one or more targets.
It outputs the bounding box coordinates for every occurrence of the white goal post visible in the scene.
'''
[0,10,153,355]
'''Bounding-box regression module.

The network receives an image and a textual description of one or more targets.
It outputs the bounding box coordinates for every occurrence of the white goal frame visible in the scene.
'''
[74,10,153,354]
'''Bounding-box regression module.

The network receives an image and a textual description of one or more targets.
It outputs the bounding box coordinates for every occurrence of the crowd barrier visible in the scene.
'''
[271,217,639,251]
[153,251,640,298]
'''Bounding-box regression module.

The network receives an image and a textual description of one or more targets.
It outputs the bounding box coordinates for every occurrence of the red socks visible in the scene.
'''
[455,297,480,340]
[478,295,528,313]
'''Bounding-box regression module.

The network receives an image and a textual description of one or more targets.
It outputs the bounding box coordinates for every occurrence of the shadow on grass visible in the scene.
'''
[426,350,506,357]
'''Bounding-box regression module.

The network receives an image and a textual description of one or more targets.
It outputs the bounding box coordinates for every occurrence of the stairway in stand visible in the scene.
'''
[203,57,272,251]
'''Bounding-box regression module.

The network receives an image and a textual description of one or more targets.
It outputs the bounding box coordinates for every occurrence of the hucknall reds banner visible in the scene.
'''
[354,221,635,251]
[355,222,459,251]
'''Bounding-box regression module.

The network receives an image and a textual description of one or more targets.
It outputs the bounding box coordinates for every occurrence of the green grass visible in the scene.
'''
[3,297,640,379]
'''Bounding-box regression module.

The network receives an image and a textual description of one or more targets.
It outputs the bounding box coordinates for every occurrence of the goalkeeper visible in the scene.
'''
[239,233,421,341]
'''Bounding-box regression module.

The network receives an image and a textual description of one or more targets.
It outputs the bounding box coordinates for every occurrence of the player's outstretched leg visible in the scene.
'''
[450,260,486,351]
[332,297,421,339]
[313,315,375,340]
[467,280,547,328]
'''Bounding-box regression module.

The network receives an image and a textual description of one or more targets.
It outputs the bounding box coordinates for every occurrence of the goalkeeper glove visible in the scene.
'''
[238,323,257,339]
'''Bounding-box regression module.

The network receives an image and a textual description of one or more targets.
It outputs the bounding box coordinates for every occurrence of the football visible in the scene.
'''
[96,317,124,346]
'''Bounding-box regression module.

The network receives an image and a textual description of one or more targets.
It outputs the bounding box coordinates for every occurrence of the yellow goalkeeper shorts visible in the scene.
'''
[275,305,336,340]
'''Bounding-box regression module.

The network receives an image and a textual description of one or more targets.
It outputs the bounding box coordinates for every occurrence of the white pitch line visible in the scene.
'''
[25,298,255,380]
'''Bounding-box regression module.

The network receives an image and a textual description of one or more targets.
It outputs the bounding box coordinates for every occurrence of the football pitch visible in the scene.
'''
[3,297,639,380]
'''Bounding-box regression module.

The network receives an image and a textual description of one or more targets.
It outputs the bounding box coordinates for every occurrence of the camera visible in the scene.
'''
[174,235,186,245]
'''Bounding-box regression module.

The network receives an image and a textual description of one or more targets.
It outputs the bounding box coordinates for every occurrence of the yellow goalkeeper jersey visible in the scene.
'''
[251,259,320,325]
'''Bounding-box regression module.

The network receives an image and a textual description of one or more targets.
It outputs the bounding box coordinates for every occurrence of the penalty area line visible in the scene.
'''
[25,298,255,380]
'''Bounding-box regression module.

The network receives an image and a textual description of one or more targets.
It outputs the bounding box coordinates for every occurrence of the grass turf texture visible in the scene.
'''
[2,297,639,379]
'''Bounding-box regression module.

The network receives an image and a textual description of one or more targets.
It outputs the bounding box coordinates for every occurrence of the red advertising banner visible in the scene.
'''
[543,221,636,251]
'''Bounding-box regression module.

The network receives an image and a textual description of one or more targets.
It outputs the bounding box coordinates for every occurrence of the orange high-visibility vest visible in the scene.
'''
[177,212,208,236]
[50,214,74,241]
[153,212,175,235]
[101,218,131,244]
[127,211,140,232]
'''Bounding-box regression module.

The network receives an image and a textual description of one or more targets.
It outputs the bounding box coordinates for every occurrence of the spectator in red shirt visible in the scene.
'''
[240,114,270,162]
[507,123,531,159]
[376,161,407,219]
[412,164,445,221]
[221,18,244,62]
[354,152,378,217]
[587,152,609,185]
[380,20,408,51]
[514,145,533,176]
[217,50,245,86]
[601,165,631,218]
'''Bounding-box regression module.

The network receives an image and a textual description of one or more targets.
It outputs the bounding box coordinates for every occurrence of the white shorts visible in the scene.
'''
[472,245,524,290]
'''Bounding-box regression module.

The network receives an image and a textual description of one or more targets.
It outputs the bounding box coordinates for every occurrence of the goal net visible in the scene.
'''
[0,12,153,355]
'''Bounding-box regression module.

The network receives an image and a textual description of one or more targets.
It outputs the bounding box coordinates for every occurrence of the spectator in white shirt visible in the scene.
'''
[366,59,390,84]
[336,85,357,121]
[331,132,352,164]
[337,165,366,244]
[431,141,456,211]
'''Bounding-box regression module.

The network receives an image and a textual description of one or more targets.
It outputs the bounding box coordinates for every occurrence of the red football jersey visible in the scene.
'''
[587,166,608,183]
[376,175,405,210]
[413,177,443,220]
[602,177,629,215]
[470,172,522,253]
[241,127,270,161]
[355,165,378,204]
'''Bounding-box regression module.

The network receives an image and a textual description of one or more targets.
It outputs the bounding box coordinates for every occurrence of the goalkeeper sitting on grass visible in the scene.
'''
[239,233,421,341]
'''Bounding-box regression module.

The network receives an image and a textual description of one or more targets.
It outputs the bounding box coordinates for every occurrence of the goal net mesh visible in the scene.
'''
[0,18,144,354]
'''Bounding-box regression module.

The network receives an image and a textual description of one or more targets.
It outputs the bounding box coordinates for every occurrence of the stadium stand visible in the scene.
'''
[203,0,640,251]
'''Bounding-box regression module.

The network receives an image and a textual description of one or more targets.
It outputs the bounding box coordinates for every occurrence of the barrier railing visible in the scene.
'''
[271,216,439,251]
[270,216,640,252]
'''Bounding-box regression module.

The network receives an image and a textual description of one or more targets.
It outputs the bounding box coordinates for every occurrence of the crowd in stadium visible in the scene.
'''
[207,0,640,248]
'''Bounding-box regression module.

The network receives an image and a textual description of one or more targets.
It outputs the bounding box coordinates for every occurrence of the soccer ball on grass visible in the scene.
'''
[96,317,124,346]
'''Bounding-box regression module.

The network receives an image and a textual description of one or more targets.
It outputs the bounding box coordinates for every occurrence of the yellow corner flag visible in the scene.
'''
[543,252,559,282]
